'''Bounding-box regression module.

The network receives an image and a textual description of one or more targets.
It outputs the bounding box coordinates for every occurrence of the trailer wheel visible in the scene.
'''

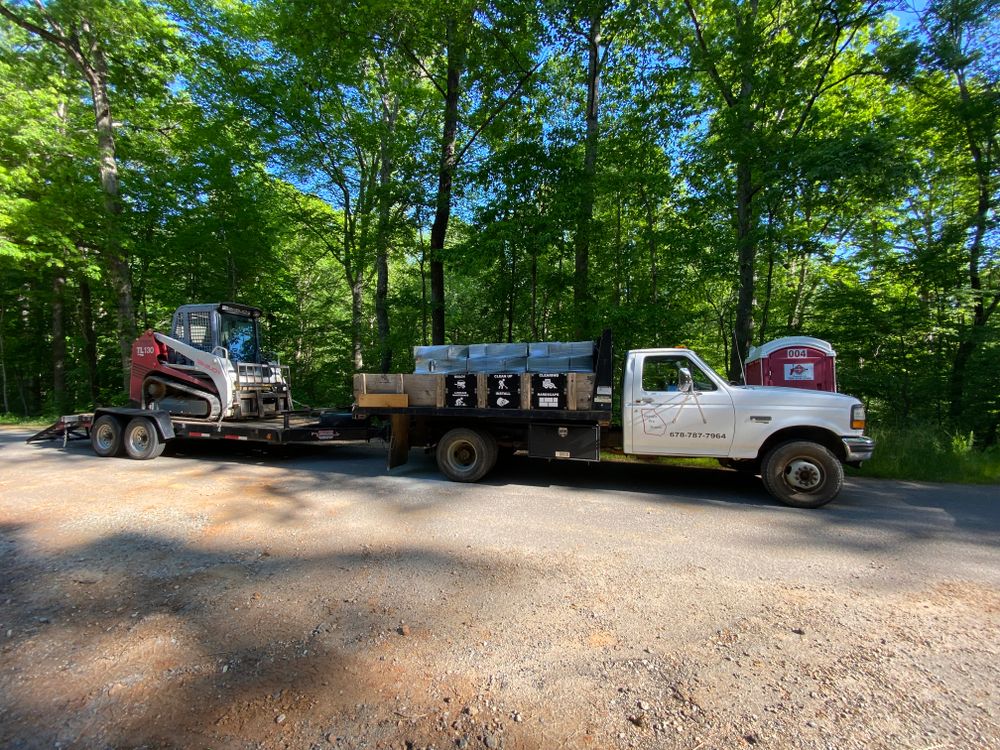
[123,417,166,460]
[436,428,497,483]
[761,440,843,509]
[91,415,124,457]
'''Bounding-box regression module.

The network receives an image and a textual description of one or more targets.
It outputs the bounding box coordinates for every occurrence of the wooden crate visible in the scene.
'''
[354,373,404,395]
[356,393,409,407]
[569,373,595,410]
[402,374,444,407]
[354,373,445,407]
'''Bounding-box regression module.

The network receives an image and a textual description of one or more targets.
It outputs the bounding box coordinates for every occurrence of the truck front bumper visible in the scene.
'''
[842,436,875,466]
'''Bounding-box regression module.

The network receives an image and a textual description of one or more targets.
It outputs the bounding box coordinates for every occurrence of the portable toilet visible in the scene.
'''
[745,336,837,392]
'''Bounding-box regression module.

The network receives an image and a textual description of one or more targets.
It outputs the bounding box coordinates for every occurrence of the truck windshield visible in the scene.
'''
[220,314,259,363]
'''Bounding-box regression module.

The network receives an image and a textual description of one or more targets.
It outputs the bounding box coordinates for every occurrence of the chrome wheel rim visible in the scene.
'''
[128,424,150,454]
[785,458,823,491]
[447,440,477,471]
[95,423,116,452]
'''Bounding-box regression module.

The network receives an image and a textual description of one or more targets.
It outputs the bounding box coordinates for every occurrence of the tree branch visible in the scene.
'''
[678,0,736,107]
[454,59,542,165]
[399,40,446,98]
[0,2,65,48]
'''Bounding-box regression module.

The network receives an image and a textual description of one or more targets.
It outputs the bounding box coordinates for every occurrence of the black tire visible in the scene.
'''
[761,440,843,509]
[91,415,124,457]
[123,417,166,460]
[436,428,497,483]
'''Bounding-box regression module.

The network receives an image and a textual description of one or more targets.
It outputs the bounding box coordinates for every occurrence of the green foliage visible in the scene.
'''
[0,0,997,480]
[852,426,1000,484]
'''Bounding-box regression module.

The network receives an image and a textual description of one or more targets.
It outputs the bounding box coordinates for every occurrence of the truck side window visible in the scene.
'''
[641,356,718,392]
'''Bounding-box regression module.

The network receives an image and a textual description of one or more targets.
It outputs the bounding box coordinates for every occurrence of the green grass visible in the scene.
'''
[0,413,54,428]
[849,427,1000,484]
[601,450,720,470]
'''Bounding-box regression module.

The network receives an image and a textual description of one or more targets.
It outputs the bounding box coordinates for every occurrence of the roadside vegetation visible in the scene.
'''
[1,1,997,480]
[851,428,1000,485]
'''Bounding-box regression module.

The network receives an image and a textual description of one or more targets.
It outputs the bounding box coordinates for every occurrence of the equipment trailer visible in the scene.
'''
[28,302,382,457]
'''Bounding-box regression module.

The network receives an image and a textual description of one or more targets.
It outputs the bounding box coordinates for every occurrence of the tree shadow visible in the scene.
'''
[0,523,548,749]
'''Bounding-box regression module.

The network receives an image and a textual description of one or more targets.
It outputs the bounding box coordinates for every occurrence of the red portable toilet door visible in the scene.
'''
[768,345,836,391]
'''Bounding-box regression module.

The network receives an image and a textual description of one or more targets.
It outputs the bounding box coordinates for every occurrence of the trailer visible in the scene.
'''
[27,407,382,458]
[27,302,383,458]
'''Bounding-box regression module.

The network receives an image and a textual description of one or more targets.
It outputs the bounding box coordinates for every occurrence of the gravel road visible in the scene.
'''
[1,426,997,750]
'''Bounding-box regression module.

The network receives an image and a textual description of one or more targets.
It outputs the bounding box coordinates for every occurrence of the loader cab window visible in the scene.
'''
[220,313,259,363]
[188,312,212,352]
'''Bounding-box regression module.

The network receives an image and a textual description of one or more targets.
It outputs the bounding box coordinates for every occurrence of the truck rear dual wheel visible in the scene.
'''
[761,440,843,509]
[436,428,498,483]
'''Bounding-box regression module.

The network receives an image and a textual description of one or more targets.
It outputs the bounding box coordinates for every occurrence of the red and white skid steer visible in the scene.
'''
[28,302,378,458]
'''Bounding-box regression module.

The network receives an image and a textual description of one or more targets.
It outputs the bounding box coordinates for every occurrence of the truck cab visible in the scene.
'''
[623,348,873,506]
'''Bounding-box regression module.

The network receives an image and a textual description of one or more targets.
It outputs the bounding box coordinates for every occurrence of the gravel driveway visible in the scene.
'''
[1,426,997,750]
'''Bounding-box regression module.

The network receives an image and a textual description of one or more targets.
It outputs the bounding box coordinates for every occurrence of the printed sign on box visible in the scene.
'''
[784,363,815,381]
[487,373,520,409]
[445,374,477,408]
[531,372,567,409]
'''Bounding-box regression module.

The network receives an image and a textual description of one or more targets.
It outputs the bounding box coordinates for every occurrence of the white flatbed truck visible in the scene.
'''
[354,331,874,508]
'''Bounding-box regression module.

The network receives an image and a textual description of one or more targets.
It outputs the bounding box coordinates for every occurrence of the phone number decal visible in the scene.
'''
[669,432,727,439]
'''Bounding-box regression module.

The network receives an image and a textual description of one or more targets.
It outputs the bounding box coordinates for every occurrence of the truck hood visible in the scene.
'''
[732,385,861,407]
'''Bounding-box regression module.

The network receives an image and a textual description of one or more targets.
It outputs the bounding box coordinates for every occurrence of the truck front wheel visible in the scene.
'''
[761,441,843,509]
[436,428,497,482]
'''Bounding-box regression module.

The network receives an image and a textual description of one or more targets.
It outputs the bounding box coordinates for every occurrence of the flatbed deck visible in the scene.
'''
[351,405,613,424]
[171,410,379,444]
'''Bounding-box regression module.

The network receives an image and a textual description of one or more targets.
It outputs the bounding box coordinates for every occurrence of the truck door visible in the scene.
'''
[627,353,736,457]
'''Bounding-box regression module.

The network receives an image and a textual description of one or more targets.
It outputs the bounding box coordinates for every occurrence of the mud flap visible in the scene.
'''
[387,414,410,469]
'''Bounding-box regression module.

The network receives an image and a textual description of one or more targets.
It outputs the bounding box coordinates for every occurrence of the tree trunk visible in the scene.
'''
[418,220,428,346]
[81,22,135,392]
[948,69,996,420]
[79,275,99,404]
[506,240,516,343]
[429,16,466,345]
[0,301,8,414]
[375,82,397,373]
[351,274,364,371]
[52,274,66,413]
[646,190,658,302]
[574,10,602,338]
[530,248,538,340]
[729,157,756,382]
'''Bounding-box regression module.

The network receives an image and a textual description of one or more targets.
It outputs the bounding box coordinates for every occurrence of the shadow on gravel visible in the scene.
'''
[0,521,540,749]
[15,427,1000,549]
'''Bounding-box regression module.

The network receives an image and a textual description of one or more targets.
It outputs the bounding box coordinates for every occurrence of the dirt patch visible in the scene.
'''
[1,430,998,749]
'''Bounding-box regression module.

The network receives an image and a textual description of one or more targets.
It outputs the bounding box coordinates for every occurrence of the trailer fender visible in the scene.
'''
[94,407,175,441]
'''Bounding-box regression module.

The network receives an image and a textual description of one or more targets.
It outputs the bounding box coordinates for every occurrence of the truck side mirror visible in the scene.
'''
[678,366,694,393]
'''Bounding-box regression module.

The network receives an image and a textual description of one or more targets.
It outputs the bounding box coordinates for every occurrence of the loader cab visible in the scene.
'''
[169,303,264,364]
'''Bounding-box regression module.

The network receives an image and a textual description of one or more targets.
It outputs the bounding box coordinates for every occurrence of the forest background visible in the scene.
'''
[0,0,997,476]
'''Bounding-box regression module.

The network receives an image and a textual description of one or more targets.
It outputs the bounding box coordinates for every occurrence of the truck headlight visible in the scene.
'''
[851,404,866,431]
